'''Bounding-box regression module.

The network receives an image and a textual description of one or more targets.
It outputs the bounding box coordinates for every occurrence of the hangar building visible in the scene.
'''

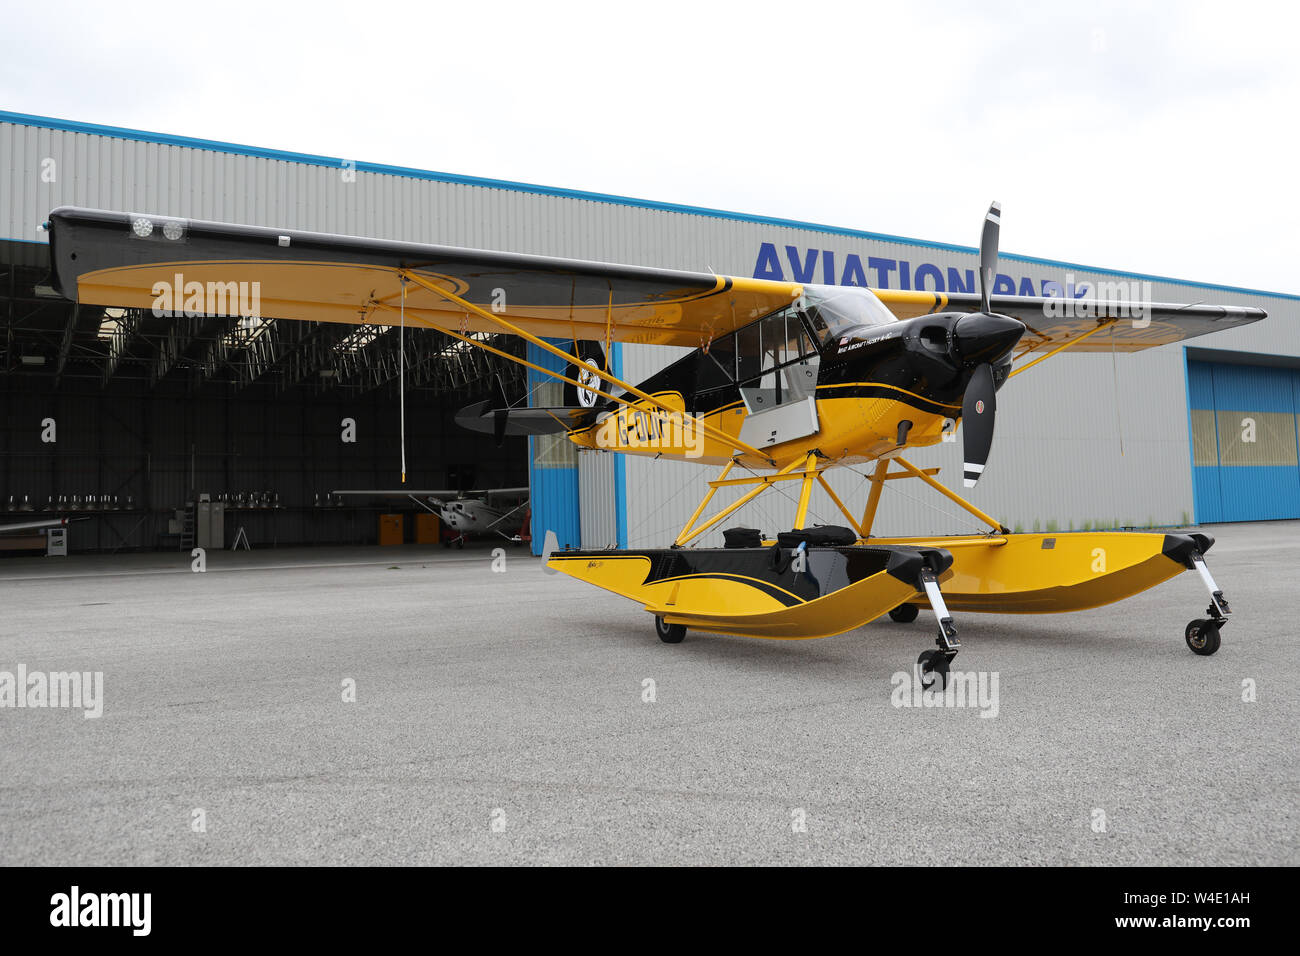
[2,110,1297,556]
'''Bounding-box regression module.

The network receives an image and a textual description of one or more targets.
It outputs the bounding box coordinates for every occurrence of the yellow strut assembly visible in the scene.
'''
[368,300,733,465]
[792,453,818,530]
[393,270,773,463]
[892,456,1007,533]
[676,453,1008,547]
[859,459,889,537]
[816,473,864,537]
[1009,319,1116,379]
[675,457,806,546]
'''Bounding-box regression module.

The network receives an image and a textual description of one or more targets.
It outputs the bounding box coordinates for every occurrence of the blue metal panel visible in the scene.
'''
[1191,467,1224,522]
[1185,360,1217,410]
[529,463,581,553]
[1215,466,1300,521]
[1186,359,1222,522]
[527,340,581,554]
[1210,363,1296,412]
[1188,359,1300,523]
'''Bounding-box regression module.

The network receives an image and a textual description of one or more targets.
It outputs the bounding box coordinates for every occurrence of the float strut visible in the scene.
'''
[1187,549,1230,623]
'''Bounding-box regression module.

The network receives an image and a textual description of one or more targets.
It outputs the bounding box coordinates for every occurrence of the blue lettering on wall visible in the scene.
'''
[914,263,944,292]
[867,257,895,287]
[754,242,783,281]
[786,245,819,283]
[754,242,1083,299]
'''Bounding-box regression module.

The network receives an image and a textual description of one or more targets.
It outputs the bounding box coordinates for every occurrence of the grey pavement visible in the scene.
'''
[0,524,1296,865]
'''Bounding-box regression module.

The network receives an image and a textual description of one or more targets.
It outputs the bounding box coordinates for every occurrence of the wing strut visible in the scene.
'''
[388,269,774,463]
[1007,318,1117,379]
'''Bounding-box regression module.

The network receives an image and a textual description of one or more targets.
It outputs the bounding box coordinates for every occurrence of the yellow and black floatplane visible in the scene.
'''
[46,203,1260,686]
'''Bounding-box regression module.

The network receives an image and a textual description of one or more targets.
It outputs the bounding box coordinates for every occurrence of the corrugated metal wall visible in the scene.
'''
[577,450,618,548]
[3,112,1298,550]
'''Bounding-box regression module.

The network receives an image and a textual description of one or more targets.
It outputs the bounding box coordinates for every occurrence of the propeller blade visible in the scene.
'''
[979,201,1001,314]
[962,363,997,488]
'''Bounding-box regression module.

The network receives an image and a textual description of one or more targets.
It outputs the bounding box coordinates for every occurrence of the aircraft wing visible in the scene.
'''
[1,516,68,534]
[332,490,461,498]
[482,487,530,499]
[47,207,1265,356]
[47,207,801,349]
[331,489,528,499]
[874,290,1266,353]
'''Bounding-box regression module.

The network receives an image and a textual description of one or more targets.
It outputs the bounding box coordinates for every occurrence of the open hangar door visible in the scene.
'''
[1187,356,1300,523]
[0,239,532,554]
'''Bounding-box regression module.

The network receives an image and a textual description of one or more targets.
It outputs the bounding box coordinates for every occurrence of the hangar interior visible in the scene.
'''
[1,235,529,552]
[2,110,1298,557]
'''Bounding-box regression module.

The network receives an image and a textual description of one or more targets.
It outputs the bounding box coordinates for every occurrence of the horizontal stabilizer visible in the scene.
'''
[455,400,595,437]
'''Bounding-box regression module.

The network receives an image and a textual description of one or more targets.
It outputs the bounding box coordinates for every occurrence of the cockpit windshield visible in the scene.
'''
[798,284,897,345]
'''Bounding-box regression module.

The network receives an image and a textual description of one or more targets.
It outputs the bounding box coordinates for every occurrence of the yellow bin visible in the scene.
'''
[415,512,441,544]
[378,514,404,546]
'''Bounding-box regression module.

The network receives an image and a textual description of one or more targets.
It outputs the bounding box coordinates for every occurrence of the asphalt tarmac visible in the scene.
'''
[1,523,1295,865]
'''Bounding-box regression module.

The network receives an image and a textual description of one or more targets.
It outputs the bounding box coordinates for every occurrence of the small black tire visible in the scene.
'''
[455,539,465,549]
[1185,619,1221,656]
[917,649,950,690]
[889,603,920,623]
[655,615,686,644]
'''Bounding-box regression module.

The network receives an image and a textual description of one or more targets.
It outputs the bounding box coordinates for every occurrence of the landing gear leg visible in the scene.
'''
[1184,548,1229,656]
[915,567,959,689]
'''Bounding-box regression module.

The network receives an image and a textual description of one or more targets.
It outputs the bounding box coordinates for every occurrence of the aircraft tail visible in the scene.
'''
[455,401,597,440]
[457,341,611,443]
[561,340,608,408]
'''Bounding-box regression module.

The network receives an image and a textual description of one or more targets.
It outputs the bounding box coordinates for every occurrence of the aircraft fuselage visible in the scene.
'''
[569,285,1021,470]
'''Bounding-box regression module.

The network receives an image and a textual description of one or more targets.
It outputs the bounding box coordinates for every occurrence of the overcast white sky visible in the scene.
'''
[2,0,1296,292]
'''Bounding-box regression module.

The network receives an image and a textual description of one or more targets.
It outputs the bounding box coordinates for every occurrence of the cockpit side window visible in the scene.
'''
[691,301,826,407]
